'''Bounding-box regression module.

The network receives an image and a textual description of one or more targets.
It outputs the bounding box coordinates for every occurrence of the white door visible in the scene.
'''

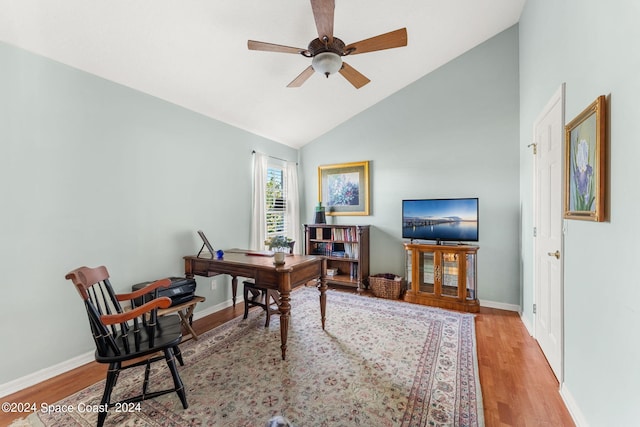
[533,85,564,381]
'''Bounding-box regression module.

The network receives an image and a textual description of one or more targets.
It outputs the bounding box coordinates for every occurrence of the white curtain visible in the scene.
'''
[250,152,268,250]
[285,161,301,254]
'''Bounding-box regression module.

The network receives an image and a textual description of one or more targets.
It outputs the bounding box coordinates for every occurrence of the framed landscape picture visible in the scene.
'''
[318,161,370,216]
[564,95,606,221]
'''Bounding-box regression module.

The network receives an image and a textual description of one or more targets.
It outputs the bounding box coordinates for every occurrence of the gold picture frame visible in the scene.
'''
[318,161,370,216]
[564,95,606,221]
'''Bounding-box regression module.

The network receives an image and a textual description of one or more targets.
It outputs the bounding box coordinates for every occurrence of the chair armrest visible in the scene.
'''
[115,278,172,302]
[101,297,172,325]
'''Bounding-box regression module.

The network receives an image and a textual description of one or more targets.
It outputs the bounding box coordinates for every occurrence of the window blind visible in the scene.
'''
[266,164,287,237]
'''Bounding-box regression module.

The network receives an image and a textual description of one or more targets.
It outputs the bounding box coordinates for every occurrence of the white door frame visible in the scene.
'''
[532,84,565,383]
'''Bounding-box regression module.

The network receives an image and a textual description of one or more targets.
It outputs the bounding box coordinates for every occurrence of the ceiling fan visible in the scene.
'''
[248,0,408,89]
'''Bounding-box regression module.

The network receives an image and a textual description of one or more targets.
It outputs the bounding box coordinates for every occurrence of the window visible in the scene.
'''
[266,163,287,238]
[251,152,299,253]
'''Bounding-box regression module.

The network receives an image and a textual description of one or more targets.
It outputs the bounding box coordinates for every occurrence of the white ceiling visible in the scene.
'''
[0,0,525,148]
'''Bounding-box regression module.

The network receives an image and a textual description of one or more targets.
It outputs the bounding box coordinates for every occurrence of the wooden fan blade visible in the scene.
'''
[344,28,408,55]
[310,0,335,42]
[248,40,306,54]
[287,66,315,87]
[339,62,370,89]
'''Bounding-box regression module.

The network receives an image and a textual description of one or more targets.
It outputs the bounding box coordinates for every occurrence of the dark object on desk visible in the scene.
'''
[132,277,196,307]
[197,229,215,258]
[65,265,188,427]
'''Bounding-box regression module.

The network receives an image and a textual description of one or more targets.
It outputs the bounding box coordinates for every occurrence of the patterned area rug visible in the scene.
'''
[14,287,483,426]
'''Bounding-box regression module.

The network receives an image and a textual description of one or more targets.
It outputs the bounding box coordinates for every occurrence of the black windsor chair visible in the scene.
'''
[65,266,188,427]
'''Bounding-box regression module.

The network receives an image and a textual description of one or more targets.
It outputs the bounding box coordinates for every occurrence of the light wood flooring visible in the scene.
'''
[0,292,575,426]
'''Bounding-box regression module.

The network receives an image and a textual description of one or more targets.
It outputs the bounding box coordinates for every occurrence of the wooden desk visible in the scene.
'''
[184,252,326,360]
[157,296,206,341]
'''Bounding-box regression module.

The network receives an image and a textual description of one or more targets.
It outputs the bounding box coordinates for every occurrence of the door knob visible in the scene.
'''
[547,250,560,259]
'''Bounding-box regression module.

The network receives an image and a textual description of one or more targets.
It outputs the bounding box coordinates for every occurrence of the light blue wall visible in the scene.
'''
[0,41,297,385]
[1,27,521,388]
[301,26,521,307]
[519,1,640,425]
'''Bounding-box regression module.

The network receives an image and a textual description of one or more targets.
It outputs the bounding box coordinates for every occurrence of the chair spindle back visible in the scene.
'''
[66,266,163,357]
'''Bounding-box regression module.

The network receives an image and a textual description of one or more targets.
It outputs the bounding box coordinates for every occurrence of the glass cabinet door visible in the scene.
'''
[405,249,412,292]
[441,252,460,298]
[419,251,436,295]
[465,253,477,300]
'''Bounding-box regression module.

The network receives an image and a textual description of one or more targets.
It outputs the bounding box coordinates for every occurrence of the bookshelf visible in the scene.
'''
[304,224,370,291]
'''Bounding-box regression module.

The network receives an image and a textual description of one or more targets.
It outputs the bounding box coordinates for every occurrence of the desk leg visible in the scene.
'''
[184,259,194,279]
[317,277,328,330]
[231,276,238,306]
[278,290,291,361]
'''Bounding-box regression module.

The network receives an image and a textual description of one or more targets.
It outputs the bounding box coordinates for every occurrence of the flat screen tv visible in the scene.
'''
[402,198,479,243]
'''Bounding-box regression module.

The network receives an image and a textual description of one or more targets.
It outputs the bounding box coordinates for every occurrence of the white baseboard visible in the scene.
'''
[0,297,236,399]
[192,297,235,320]
[520,312,534,336]
[0,351,95,398]
[560,383,588,427]
[479,299,520,312]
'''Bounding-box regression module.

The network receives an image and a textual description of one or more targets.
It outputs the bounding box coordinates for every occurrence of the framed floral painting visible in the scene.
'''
[318,161,370,216]
[564,95,606,221]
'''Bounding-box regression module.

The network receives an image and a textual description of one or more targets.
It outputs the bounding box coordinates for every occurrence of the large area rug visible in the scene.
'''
[14,287,483,426]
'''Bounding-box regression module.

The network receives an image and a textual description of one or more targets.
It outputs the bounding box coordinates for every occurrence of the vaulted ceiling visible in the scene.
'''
[0,0,526,147]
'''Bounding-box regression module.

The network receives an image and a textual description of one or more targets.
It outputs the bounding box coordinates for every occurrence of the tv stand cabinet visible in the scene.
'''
[403,243,479,313]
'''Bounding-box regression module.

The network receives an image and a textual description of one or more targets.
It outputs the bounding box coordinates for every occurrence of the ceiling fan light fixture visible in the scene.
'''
[312,52,342,77]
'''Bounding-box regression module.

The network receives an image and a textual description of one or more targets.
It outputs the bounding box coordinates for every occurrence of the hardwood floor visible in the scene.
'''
[475,307,574,426]
[0,296,575,426]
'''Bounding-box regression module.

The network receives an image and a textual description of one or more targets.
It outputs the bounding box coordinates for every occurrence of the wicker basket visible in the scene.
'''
[369,274,404,299]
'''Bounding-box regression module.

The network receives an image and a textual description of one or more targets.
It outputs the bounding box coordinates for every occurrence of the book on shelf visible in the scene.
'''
[333,227,357,242]
[343,243,359,259]
[313,242,330,256]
